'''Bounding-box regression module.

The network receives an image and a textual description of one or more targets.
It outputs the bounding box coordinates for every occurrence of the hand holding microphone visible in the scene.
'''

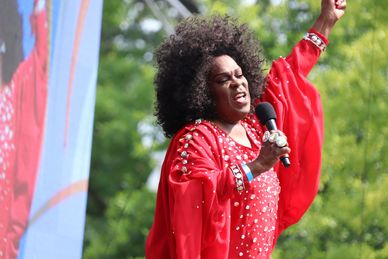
[256,102,291,168]
[245,102,291,177]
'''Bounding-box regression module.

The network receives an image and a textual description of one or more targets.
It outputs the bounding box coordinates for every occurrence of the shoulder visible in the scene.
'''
[173,119,219,143]
[169,119,223,162]
[169,119,222,175]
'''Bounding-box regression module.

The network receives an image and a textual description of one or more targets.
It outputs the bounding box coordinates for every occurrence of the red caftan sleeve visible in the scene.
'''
[146,122,245,259]
[260,29,327,241]
[6,3,48,257]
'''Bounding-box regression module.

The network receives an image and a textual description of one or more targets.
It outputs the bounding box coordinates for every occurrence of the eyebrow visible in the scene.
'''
[213,67,242,77]
[213,71,231,77]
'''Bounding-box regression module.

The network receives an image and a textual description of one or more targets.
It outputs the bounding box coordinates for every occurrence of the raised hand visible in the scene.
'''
[313,0,347,38]
[321,0,347,22]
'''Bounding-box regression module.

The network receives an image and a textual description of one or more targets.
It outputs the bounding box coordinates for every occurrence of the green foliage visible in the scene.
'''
[84,188,155,258]
[272,1,388,258]
[84,0,388,258]
[84,1,164,257]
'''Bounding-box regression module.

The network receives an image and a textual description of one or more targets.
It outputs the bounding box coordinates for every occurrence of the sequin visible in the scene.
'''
[181,120,281,258]
[195,119,202,125]
[0,84,16,252]
[181,151,188,158]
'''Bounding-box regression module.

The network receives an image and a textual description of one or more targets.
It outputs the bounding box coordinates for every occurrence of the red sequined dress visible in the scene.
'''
[0,3,48,258]
[146,29,327,259]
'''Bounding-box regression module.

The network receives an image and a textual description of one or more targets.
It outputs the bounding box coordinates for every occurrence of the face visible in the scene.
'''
[208,55,251,124]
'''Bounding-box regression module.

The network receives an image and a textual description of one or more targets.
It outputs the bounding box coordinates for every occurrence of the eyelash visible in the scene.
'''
[218,74,243,84]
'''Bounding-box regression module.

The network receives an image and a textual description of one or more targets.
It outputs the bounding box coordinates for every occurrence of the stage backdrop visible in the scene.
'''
[0,0,102,258]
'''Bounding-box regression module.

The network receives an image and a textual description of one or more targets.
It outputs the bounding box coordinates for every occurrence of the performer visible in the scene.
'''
[146,0,346,258]
[0,0,48,258]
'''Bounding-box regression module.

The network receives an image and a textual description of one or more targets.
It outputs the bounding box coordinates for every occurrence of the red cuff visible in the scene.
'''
[229,164,253,193]
[308,28,329,46]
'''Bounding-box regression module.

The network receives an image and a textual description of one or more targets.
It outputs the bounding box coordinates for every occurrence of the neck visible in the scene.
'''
[213,119,252,148]
[214,119,241,134]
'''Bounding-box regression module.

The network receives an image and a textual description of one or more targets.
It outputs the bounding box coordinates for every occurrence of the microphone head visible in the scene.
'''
[255,102,277,124]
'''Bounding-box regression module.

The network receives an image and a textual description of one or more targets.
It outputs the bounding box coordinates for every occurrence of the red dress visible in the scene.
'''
[0,4,48,258]
[146,29,327,259]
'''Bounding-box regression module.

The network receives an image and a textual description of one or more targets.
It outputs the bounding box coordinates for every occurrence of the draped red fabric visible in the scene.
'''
[0,5,48,258]
[146,30,327,259]
[261,29,327,241]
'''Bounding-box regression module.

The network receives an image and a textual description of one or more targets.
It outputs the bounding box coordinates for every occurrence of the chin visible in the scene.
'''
[232,110,251,122]
[240,104,251,115]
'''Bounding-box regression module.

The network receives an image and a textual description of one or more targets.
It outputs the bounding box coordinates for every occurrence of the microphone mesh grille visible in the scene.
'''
[255,102,277,124]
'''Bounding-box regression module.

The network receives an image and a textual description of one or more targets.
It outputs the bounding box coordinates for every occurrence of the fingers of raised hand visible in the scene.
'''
[335,0,346,10]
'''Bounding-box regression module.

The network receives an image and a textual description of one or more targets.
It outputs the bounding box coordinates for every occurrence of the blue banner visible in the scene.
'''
[0,0,102,258]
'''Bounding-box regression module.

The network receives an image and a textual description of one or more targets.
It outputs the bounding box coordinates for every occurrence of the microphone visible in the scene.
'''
[255,102,291,167]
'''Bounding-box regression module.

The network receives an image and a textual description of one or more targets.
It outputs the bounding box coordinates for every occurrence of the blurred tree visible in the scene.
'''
[84,0,388,258]
[268,1,388,258]
[83,0,166,258]
[84,0,201,257]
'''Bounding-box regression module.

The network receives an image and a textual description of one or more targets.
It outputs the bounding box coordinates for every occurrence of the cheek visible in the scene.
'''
[244,78,249,88]
[212,89,232,110]
[247,88,251,99]
[212,86,229,100]
[244,80,251,98]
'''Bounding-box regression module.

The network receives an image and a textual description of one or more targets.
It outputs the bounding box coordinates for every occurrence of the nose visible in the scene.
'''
[230,76,243,88]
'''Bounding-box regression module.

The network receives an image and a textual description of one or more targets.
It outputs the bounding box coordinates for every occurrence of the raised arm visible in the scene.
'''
[285,0,347,78]
[30,0,48,58]
[249,0,347,179]
[313,0,347,39]
[247,0,347,241]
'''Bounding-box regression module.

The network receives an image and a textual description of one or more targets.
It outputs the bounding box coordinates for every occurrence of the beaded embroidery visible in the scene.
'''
[303,32,327,52]
[174,118,280,258]
[230,164,245,192]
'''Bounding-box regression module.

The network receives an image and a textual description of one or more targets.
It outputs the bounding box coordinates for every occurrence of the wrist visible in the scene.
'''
[34,0,46,13]
[304,30,328,52]
[312,15,337,39]
[241,163,254,182]
[245,161,267,178]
